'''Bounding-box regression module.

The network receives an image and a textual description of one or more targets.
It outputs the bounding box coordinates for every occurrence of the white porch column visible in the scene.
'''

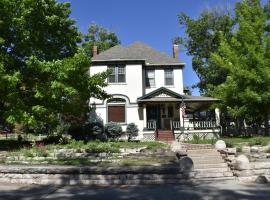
[143,104,147,128]
[215,107,220,126]
[179,106,184,127]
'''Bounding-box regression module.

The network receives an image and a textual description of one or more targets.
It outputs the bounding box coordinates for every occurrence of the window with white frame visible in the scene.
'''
[164,69,174,86]
[108,66,126,83]
[145,69,155,87]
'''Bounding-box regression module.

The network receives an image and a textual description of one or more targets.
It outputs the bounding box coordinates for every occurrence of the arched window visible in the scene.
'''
[107,98,126,123]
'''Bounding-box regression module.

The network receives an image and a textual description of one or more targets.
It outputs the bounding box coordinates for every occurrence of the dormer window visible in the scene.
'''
[164,69,174,86]
[108,66,126,83]
[145,69,155,87]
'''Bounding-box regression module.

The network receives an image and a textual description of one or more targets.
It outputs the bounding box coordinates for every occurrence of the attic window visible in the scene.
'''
[108,66,126,83]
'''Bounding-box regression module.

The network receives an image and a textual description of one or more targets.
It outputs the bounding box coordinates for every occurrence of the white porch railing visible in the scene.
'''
[172,120,217,130]
[146,121,156,130]
[192,120,217,129]
[172,121,181,130]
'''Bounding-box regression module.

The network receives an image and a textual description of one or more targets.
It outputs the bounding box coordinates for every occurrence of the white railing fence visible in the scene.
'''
[146,121,156,130]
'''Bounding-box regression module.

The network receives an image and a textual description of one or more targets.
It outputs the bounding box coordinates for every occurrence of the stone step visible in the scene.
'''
[191,171,234,179]
[187,150,218,154]
[192,160,225,165]
[190,156,224,161]
[194,167,230,173]
[188,155,222,159]
[194,163,228,169]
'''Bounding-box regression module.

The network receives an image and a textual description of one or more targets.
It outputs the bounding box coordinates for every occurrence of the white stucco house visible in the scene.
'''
[89,42,221,141]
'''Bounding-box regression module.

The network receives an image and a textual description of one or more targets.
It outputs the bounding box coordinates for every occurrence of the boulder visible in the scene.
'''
[255,175,268,184]
[179,156,194,173]
[215,140,226,150]
[235,155,250,170]
[250,146,259,153]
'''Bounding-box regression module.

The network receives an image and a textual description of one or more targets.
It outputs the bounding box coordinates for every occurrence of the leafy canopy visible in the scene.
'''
[178,8,234,94]
[82,23,121,58]
[0,0,110,128]
[210,0,270,126]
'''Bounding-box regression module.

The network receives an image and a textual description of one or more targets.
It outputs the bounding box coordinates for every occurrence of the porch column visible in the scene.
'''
[143,104,147,128]
[179,106,184,127]
[215,107,220,126]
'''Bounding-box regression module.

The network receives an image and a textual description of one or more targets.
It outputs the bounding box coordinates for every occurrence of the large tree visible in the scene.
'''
[178,8,234,94]
[82,23,121,58]
[0,0,109,129]
[210,0,270,134]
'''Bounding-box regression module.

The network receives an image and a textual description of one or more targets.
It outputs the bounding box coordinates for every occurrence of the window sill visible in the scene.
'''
[164,85,174,88]
[108,83,127,85]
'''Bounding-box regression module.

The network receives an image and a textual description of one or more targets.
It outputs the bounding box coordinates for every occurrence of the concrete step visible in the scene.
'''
[187,150,218,154]
[190,156,224,162]
[194,167,230,173]
[188,155,222,159]
[192,160,225,165]
[191,171,234,179]
[194,163,228,169]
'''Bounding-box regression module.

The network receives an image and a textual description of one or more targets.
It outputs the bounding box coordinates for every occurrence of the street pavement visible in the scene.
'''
[0,179,270,200]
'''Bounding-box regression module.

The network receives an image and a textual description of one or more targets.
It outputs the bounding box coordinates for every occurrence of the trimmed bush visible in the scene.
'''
[126,123,139,140]
[105,122,123,139]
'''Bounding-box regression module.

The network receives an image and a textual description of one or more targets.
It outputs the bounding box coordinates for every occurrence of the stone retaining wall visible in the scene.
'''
[0,165,191,185]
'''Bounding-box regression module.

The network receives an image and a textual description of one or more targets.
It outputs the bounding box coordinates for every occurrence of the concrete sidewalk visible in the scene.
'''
[0,179,270,200]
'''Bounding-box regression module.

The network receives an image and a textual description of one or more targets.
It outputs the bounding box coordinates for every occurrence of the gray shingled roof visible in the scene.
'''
[92,41,184,65]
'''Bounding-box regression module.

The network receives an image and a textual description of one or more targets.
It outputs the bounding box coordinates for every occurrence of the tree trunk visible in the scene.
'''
[264,113,269,136]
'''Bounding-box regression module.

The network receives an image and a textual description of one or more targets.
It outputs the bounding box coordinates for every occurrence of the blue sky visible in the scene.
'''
[59,0,239,95]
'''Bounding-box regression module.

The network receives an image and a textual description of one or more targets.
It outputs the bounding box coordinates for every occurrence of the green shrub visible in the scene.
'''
[126,123,139,140]
[225,140,234,148]
[42,135,62,145]
[85,142,120,153]
[88,122,104,139]
[68,125,86,141]
[105,122,123,139]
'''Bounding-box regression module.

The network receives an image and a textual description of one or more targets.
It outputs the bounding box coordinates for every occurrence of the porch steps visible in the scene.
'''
[188,149,234,180]
[156,130,174,142]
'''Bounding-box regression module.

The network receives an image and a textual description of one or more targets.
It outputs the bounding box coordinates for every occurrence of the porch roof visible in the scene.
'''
[137,87,219,111]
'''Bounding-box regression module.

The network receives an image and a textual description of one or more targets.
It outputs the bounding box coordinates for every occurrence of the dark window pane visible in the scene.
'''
[118,74,125,82]
[108,75,116,83]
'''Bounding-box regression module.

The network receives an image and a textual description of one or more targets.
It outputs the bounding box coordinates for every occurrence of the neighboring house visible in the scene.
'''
[89,42,220,141]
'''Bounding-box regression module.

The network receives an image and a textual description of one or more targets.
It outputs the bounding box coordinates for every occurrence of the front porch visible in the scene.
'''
[138,87,221,141]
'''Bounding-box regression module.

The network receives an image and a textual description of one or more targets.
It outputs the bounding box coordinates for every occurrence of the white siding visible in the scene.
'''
[144,68,184,94]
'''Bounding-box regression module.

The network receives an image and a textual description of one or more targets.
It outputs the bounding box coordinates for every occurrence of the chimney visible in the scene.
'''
[173,44,179,60]
[92,45,98,57]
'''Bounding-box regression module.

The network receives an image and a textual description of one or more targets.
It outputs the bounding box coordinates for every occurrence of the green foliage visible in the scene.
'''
[126,123,139,139]
[248,137,268,146]
[82,23,121,57]
[210,0,270,131]
[0,0,110,129]
[178,8,234,94]
[85,142,120,153]
[88,122,104,136]
[105,122,123,139]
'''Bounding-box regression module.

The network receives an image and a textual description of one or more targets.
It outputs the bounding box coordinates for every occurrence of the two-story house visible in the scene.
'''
[90,42,220,141]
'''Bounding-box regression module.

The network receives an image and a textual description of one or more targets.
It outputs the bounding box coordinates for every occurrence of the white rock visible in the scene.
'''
[242,146,251,153]
[251,146,259,153]
[235,155,250,170]
[215,140,226,150]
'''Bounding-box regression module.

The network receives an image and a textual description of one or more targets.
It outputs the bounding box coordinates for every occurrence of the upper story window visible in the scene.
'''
[145,69,155,87]
[164,69,174,86]
[108,66,126,83]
